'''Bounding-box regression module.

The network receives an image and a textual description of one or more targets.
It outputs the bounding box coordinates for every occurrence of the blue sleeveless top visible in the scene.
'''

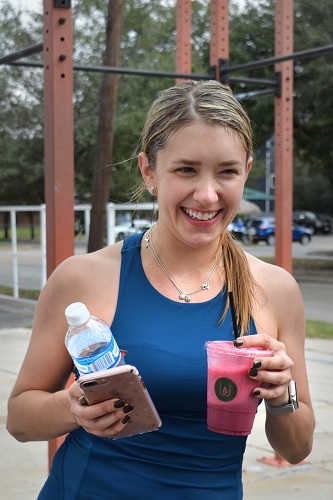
[38,232,257,500]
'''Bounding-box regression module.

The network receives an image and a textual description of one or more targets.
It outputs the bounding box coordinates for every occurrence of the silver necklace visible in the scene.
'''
[144,228,222,303]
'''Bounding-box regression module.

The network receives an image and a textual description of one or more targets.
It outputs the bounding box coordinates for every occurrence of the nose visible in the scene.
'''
[192,178,219,206]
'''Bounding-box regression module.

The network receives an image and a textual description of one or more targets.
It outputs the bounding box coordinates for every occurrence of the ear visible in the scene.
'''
[138,152,155,187]
[245,156,253,180]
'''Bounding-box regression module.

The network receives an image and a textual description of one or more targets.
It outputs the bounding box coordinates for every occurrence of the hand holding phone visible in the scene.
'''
[77,364,162,439]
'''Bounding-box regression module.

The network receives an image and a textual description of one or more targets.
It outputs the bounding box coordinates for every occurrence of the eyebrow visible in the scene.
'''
[171,158,242,167]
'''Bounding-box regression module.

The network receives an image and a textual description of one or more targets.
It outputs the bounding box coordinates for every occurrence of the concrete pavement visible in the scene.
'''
[243,337,333,499]
[1,285,332,499]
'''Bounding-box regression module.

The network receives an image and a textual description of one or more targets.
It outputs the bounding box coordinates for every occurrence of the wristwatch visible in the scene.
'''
[265,380,299,415]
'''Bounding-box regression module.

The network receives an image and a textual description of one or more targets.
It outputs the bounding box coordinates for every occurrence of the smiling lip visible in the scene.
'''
[182,207,220,221]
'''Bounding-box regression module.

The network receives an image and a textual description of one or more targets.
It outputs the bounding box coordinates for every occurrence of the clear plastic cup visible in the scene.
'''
[205,341,273,436]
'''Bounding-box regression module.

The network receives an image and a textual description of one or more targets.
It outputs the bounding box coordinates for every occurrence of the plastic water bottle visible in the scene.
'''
[65,302,123,376]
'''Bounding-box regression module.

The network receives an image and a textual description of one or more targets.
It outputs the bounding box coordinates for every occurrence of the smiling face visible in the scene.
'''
[139,121,252,247]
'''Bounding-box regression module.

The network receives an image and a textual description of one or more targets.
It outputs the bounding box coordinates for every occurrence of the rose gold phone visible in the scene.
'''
[77,364,162,439]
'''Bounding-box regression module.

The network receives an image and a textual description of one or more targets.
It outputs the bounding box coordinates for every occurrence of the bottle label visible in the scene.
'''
[71,336,121,375]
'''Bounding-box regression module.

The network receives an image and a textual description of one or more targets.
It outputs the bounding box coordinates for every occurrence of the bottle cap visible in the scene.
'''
[65,302,90,326]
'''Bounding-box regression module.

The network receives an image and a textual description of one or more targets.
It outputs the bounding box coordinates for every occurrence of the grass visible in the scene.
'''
[0,285,40,301]
[306,320,333,339]
[261,256,333,271]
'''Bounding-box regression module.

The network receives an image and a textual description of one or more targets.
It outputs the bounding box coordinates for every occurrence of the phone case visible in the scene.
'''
[77,364,162,439]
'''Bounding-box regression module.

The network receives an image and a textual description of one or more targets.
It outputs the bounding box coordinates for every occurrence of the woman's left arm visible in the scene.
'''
[241,262,315,464]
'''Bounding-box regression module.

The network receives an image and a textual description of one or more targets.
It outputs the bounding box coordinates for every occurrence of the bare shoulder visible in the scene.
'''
[37,241,123,325]
[244,251,304,339]
[245,251,299,292]
[55,241,122,278]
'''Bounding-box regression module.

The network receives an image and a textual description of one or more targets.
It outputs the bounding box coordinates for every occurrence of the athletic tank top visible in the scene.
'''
[38,232,257,500]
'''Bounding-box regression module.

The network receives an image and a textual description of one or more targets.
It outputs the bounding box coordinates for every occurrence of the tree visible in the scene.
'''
[1,0,333,223]
[87,0,123,252]
[293,0,333,213]
[0,1,44,206]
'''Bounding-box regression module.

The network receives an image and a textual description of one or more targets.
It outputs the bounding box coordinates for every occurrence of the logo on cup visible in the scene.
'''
[214,377,237,402]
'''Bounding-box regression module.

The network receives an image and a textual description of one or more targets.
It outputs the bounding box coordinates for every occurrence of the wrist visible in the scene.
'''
[265,380,299,415]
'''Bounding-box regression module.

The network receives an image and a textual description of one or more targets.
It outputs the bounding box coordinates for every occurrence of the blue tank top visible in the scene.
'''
[38,232,257,500]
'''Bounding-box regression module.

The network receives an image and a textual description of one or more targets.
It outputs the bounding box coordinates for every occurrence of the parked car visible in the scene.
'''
[228,218,248,244]
[245,216,312,246]
[114,219,153,240]
[293,211,332,235]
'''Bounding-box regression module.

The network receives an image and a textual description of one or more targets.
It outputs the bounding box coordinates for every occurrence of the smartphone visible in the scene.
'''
[77,364,162,439]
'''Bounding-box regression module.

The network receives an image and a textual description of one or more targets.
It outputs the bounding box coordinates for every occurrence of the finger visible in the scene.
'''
[250,353,294,373]
[77,404,135,432]
[252,383,290,405]
[81,407,134,437]
[248,366,292,387]
[234,333,286,353]
[76,398,125,420]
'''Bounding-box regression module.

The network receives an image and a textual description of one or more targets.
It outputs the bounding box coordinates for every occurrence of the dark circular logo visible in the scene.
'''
[214,377,238,402]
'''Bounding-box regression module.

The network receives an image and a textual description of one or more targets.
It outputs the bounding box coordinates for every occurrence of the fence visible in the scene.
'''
[0,203,155,299]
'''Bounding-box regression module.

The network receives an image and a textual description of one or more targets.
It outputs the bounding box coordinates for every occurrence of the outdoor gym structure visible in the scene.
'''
[1,0,333,469]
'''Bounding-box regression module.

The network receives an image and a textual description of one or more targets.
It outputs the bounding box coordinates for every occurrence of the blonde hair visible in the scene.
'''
[136,80,256,335]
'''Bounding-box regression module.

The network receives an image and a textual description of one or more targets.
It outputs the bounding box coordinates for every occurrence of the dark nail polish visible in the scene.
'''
[253,390,261,396]
[253,360,262,369]
[234,338,243,347]
[122,415,131,425]
[249,368,258,377]
[123,404,134,414]
[113,399,125,409]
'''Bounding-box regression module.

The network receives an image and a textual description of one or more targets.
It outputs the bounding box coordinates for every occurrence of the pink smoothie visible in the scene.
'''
[205,341,273,436]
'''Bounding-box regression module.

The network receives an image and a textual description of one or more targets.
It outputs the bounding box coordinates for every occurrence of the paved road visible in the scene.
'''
[0,235,332,291]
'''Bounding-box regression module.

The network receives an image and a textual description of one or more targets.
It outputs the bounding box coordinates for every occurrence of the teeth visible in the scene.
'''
[183,208,218,221]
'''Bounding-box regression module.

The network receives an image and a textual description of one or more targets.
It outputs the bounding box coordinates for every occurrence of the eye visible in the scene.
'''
[176,167,196,174]
[219,168,239,176]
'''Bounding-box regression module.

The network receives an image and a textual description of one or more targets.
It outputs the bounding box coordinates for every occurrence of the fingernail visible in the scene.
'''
[253,360,262,369]
[123,404,134,414]
[122,415,131,424]
[234,338,243,347]
[113,399,125,409]
[253,390,261,396]
[249,368,258,377]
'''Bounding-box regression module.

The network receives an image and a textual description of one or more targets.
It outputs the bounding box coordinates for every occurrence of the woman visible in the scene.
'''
[7,81,314,499]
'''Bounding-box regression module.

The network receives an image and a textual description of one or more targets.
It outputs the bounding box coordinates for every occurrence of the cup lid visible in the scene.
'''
[205,340,273,357]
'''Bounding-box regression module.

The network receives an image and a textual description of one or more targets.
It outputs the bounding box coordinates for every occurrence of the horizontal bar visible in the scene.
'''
[222,44,333,75]
[235,88,275,101]
[0,43,43,64]
[229,76,277,87]
[5,60,212,80]
[3,43,332,85]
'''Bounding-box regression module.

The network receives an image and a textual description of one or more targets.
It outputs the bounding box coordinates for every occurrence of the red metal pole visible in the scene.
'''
[176,0,192,84]
[43,0,75,276]
[210,0,229,81]
[43,0,75,470]
[259,0,297,467]
[274,0,294,273]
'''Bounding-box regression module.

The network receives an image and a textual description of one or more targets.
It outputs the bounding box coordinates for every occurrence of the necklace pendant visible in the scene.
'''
[201,282,210,290]
[184,295,191,303]
[179,293,186,300]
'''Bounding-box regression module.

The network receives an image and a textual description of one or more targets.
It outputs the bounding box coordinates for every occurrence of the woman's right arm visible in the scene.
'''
[7,246,128,442]
[6,255,86,441]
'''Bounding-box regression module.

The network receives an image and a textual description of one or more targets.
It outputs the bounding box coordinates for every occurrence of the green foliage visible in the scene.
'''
[306,320,333,339]
[293,0,333,214]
